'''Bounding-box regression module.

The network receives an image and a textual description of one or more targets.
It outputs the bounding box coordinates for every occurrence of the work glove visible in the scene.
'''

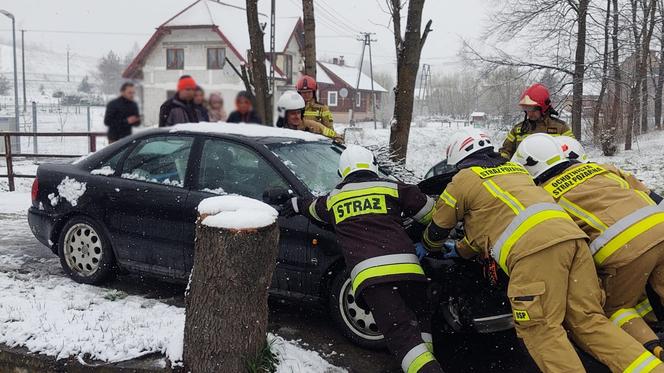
[442,239,459,259]
[279,197,300,218]
[415,242,428,260]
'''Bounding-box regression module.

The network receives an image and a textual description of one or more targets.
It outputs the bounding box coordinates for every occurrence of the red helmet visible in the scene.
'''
[519,83,551,113]
[296,75,317,91]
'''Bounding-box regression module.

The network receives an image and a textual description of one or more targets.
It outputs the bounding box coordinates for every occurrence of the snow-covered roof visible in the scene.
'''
[316,67,334,85]
[470,112,486,117]
[170,122,327,141]
[317,62,387,92]
[273,17,302,53]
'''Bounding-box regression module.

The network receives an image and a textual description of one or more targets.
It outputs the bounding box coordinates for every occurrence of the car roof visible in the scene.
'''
[166,122,329,144]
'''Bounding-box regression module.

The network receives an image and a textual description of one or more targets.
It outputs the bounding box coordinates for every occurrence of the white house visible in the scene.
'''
[123,0,304,125]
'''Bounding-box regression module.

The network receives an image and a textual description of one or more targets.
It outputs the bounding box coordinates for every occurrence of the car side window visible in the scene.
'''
[121,136,193,188]
[198,139,288,199]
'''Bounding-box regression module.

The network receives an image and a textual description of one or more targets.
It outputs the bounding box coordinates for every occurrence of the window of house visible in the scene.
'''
[327,91,338,107]
[356,92,362,108]
[166,48,184,70]
[283,55,293,85]
[207,48,226,69]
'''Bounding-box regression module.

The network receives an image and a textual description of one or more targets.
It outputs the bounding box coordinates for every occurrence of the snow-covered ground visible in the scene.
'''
[0,193,345,372]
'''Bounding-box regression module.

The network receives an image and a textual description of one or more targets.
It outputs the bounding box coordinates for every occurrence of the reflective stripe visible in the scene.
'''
[491,203,570,274]
[506,132,516,142]
[423,228,444,250]
[401,343,436,373]
[351,253,420,279]
[636,299,654,317]
[610,308,640,327]
[440,191,457,208]
[413,196,435,224]
[329,181,397,198]
[604,173,630,189]
[321,127,337,138]
[483,180,525,215]
[421,332,433,352]
[636,190,656,205]
[350,254,424,290]
[327,182,398,209]
[659,200,664,208]
[590,206,664,264]
[562,130,574,137]
[558,197,608,233]
[624,351,662,373]
[308,200,325,223]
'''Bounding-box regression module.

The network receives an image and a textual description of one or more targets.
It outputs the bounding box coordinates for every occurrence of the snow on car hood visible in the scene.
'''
[170,122,327,142]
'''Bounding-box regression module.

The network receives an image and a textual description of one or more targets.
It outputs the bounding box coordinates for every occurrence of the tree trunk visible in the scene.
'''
[593,0,611,143]
[639,0,658,134]
[246,0,272,126]
[626,0,641,150]
[388,0,432,163]
[183,219,280,373]
[655,31,664,130]
[606,0,622,156]
[571,0,589,139]
[302,0,317,78]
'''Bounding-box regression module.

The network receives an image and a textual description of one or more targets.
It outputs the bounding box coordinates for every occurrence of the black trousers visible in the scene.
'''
[362,281,444,373]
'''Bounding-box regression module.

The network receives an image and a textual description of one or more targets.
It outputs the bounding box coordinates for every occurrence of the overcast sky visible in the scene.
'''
[0,0,490,74]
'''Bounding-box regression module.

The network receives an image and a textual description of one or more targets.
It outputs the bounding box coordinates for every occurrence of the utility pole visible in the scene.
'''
[0,9,20,153]
[21,29,26,113]
[302,0,317,78]
[350,32,376,126]
[417,64,431,116]
[367,34,377,129]
[66,45,70,82]
[269,0,276,125]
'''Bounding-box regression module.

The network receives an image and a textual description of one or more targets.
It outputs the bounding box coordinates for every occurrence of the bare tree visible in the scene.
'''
[302,0,317,78]
[593,0,612,142]
[654,0,664,130]
[605,0,623,155]
[640,0,658,134]
[246,0,272,126]
[387,0,433,163]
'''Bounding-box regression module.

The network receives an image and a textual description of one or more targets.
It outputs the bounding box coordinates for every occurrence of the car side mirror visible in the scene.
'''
[263,187,292,205]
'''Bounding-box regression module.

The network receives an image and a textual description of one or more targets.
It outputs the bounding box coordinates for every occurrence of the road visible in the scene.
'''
[0,208,610,373]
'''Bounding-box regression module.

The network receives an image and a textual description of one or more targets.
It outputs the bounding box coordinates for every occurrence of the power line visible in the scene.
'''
[314,0,361,34]
[286,0,354,37]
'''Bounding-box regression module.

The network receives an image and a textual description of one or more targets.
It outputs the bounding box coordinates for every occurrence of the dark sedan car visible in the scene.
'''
[27,123,512,349]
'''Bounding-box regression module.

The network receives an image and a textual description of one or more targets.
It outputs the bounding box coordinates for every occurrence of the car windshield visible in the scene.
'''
[269,142,343,196]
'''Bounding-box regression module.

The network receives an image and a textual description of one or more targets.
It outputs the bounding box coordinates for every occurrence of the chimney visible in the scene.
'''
[332,57,339,65]
[339,56,345,66]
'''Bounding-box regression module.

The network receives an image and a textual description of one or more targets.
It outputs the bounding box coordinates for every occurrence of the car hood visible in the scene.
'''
[418,170,458,196]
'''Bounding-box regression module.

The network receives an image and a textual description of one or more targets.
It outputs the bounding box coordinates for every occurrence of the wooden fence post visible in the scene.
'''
[183,196,280,372]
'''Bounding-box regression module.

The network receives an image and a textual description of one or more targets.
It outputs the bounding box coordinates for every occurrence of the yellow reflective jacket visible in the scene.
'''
[499,116,574,159]
[304,101,334,129]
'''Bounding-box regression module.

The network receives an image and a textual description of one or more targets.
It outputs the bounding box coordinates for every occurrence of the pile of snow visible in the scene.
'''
[0,192,31,214]
[90,166,115,176]
[171,122,327,142]
[47,177,87,207]
[269,334,346,373]
[198,195,278,229]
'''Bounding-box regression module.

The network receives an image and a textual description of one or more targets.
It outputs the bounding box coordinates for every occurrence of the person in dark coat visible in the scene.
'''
[104,82,140,143]
[226,91,262,124]
[158,75,199,127]
[193,86,210,122]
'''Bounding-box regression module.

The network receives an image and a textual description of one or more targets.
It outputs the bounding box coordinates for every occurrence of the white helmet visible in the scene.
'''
[277,91,305,119]
[338,145,378,179]
[555,136,589,163]
[445,128,495,165]
[511,133,566,178]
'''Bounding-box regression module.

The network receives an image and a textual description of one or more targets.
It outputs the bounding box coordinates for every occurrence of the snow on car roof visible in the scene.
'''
[170,122,327,142]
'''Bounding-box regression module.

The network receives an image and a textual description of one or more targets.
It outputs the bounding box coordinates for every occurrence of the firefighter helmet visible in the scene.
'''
[445,128,495,166]
[512,133,566,178]
[338,145,378,179]
[296,75,318,92]
[519,83,551,113]
[555,136,589,163]
[277,91,305,119]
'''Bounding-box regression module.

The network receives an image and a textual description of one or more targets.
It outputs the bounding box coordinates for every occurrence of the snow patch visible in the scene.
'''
[0,192,31,214]
[269,334,347,373]
[198,195,278,229]
[170,122,327,142]
[90,166,115,176]
[53,177,87,207]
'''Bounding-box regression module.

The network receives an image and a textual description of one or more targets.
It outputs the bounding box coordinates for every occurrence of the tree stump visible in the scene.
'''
[183,197,280,373]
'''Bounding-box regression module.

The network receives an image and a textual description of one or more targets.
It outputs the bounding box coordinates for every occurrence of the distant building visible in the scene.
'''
[123,0,302,125]
[469,111,487,124]
[316,57,387,123]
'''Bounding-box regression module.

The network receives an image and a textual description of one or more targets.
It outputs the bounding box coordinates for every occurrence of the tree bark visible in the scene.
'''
[388,0,432,163]
[302,0,317,78]
[639,0,658,134]
[605,0,622,156]
[655,12,664,130]
[183,219,280,373]
[246,0,272,126]
[570,0,589,139]
[593,0,611,143]
[626,0,642,150]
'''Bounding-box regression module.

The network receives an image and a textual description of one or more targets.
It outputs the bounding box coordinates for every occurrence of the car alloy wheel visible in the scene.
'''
[338,277,384,341]
[63,223,103,277]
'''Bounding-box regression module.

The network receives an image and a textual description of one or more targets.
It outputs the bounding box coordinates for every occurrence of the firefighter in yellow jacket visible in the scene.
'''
[276,91,343,142]
[296,75,335,129]
[499,83,574,159]
[422,128,662,373]
[512,133,664,359]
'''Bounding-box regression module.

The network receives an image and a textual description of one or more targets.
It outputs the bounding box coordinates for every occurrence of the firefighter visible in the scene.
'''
[498,83,574,159]
[282,145,444,373]
[423,128,662,373]
[276,91,342,141]
[296,75,335,129]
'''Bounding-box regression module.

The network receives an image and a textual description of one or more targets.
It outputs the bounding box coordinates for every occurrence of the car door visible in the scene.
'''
[103,135,194,278]
[183,137,314,292]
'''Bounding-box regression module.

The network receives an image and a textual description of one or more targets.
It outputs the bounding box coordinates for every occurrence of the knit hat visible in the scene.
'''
[177,76,197,91]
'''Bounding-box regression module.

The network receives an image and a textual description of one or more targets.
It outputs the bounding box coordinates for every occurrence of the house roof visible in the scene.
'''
[124,0,291,79]
[274,17,303,53]
[317,61,387,92]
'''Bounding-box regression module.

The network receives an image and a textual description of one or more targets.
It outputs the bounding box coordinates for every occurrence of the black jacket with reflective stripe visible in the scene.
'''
[297,171,433,294]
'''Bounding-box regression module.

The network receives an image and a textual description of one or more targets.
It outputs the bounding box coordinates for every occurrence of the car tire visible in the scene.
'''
[329,269,386,350]
[57,216,116,284]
